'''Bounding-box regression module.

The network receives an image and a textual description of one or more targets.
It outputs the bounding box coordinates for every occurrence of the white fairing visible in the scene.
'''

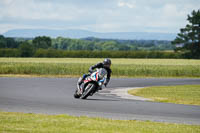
[98,68,107,79]
[91,68,107,86]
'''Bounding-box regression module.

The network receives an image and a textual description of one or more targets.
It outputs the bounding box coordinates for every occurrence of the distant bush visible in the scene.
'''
[0,48,183,59]
[33,49,182,59]
[0,48,21,57]
[19,42,34,57]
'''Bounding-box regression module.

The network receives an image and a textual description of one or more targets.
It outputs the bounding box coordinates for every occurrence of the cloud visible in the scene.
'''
[118,1,136,8]
[0,0,200,34]
[0,0,80,20]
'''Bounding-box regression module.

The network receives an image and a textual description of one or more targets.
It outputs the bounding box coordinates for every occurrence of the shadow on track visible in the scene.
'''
[84,98,120,101]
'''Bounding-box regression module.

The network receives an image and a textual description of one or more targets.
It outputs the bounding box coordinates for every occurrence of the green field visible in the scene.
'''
[128,85,200,105]
[0,111,199,133]
[0,58,200,78]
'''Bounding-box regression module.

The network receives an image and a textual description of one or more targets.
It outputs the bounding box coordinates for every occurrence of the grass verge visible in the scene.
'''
[0,58,200,78]
[128,85,200,105]
[0,111,200,133]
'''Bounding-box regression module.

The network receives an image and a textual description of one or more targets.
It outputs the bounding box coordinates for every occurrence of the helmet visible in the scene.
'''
[103,58,111,66]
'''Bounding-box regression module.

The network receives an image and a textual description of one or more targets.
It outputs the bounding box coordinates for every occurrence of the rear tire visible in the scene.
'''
[80,83,96,99]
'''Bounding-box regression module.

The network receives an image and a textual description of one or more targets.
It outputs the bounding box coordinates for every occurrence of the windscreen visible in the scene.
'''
[98,68,107,79]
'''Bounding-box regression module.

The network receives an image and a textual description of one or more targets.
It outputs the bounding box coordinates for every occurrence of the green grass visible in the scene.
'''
[0,58,200,78]
[0,112,199,133]
[128,85,200,105]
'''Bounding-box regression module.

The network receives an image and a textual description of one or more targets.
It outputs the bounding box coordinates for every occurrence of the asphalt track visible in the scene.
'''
[0,77,200,124]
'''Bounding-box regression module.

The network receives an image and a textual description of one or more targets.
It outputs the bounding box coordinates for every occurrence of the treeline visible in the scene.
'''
[0,48,183,58]
[52,37,174,51]
[0,35,183,58]
[0,35,174,51]
[83,37,173,51]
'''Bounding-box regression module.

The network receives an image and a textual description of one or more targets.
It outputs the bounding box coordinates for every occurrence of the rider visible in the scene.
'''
[78,58,112,87]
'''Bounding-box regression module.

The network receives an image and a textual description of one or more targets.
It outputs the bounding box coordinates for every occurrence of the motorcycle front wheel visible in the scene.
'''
[80,83,96,99]
[74,90,81,98]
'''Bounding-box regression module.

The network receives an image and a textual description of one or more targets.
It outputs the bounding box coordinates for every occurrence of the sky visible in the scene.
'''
[0,0,200,34]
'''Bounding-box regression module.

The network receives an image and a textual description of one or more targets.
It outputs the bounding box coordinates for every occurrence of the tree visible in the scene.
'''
[101,41,119,51]
[19,42,34,57]
[32,36,51,49]
[0,35,6,48]
[0,35,20,48]
[6,37,19,48]
[172,10,200,58]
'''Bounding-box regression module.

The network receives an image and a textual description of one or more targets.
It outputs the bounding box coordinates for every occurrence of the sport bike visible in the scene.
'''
[74,68,107,99]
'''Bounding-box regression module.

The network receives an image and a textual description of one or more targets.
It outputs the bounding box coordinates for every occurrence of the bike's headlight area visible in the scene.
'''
[98,82,102,86]
[98,78,105,86]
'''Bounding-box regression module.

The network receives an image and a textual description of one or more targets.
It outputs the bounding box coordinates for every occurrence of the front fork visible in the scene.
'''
[77,77,83,95]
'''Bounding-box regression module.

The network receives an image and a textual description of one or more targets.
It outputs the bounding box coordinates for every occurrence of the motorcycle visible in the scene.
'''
[74,68,107,99]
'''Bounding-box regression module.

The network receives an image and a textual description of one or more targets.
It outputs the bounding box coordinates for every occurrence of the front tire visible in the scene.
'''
[74,90,81,98]
[80,83,96,99]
